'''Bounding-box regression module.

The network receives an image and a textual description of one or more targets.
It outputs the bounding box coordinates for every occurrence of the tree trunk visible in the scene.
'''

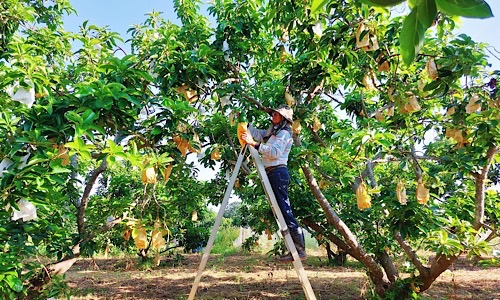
[420,253,459,291]
[376,250,399,283]
[472,145,497,230]
[77,159,108,235]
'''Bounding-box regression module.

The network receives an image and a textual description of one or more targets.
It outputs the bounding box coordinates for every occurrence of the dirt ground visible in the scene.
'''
[65,252,500,300]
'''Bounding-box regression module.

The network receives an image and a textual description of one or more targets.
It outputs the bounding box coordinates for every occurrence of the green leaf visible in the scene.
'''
[418,0,438,27]
[82,109,98,125]
[436,0,493,18]
[50,167,71,174]
[360,0,407,7]
[65,111,83,124]
[151,127,163,135]
[423,80,441,92]
[6,274,23,292]
[311,0,329,15]
[400,8,428,65]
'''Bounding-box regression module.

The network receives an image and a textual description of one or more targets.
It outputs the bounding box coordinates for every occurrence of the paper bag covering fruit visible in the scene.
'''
[356,23,379,52]
[426,58,438,80]
[123,229,132,241]
[163,164,173,182]
[133,226,148,250]
[173,135,189,156]
[416,179,430,205]
[285,92,295,106]
[151,222,167,250]
[211,148,221,160]
[142,166,157,184]
[400,95,421,113]
[237,122,248,147]
[465,94,481,114]
[56,144,70,166]
[356,181,371,210]
[175,84,198,103]
[292,119,302,133]
[312,116,322,132]
[396,179,407,205]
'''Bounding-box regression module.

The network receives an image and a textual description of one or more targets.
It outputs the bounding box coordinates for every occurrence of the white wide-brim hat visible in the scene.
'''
[265,104,293,123]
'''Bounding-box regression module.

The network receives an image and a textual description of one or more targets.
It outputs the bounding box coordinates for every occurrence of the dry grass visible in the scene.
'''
[64,251,500,300]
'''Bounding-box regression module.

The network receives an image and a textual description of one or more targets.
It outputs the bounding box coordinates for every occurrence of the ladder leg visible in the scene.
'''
[248,147,317,300]
[188,145,247,300]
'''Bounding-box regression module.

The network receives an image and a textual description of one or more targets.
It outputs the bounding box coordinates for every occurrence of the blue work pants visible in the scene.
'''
[267,167,299,231]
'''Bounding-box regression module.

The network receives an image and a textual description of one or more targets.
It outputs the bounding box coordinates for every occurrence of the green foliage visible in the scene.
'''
[436,0,493,18]
[1,0,499,298]
[211,221,240,255]
[350,0,493,64]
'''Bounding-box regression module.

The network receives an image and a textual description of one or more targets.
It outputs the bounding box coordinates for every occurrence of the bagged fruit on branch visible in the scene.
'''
[285,92,295,106]
[356,23,370,48]
[142,166,157,184]
[133,226,148,250]
[173,135,189,156]
[265,228,272,240]
[123,229,132,241]
[187,132,201,154]
[416,179,430,205]
[446,106,456,116]
[378,59,390,72]
[11,199,37,222]
[237,122,248,147]
[426,58,438,80]
[386,106,394,117]
[312,117,322,132]
[211,147,221,160]
[362,35,379,52]
[151,222,166,250]
[163,164,173,182]
[57,145,70,166]
[356,181,371,210]
[465,94,481,113]
[401,95,421,113]
[292,120,302,134]
[154,252,161,266]
[396,179,407,205]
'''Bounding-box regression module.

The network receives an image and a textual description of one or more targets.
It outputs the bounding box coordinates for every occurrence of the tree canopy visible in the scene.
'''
[0,0,498,298]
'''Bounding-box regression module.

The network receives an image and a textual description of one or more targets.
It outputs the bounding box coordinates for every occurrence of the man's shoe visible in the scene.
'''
[275,252,307,263]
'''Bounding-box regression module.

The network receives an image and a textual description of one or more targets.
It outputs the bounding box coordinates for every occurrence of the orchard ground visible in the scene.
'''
[64,247,500,300]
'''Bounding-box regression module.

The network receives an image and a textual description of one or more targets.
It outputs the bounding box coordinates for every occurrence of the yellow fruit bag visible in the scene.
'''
[396,179,407,205]
[142,167,157,184]
[211,148,221,160]
[151,225,166,250]
[292,120,302,134]
[163,164,173,182]
[285,92,295,106]
[237,122,248,147]
[416,179,430,204]
[134,226,148,250]
[356,181,371,210]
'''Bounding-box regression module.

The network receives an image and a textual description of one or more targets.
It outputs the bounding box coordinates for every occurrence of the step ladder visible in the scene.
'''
[188,144,317,300]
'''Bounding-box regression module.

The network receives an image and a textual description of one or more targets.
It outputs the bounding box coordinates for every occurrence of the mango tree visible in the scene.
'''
[0,0,212,298]
[143,0,497,297]
[1,0,498,299]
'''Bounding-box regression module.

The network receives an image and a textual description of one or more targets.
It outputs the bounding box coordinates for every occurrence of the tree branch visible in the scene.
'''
[394,232,428,277]
[77,158,108,235]
[473,145,498,230]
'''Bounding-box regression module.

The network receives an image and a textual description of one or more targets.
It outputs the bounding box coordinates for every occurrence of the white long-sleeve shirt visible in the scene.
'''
[248,125,292,168]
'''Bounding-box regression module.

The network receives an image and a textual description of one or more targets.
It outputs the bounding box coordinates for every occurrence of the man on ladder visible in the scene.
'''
[189,104,316,300]
[241,104,306,263]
